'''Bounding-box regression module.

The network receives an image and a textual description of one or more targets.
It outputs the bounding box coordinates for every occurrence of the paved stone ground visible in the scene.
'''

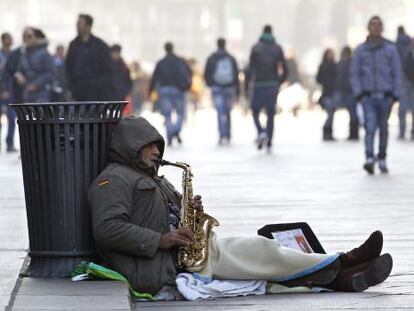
[134,107,414,310]
[0,137,27,310]
[1,107,414,310]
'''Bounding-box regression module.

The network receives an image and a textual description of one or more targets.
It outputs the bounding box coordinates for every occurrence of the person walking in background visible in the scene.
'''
[396,26,414,140]
[66,14,114,101]
[351,16,401,175]
[110,44,132,101]
[316,48,337,141]
[130,61,149,114]
[148,42,192,146]
[336,46,359,140]
[247,25,287,153]
[52,44,66,101]
[11,27,56,103]
[204,38,240,145]
[0,32,17,152]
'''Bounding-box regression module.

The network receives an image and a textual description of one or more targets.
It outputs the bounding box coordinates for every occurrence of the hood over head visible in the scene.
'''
[109,116,165,174]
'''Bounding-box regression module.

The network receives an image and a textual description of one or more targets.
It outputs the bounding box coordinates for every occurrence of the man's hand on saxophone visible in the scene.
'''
[159,228,194,250]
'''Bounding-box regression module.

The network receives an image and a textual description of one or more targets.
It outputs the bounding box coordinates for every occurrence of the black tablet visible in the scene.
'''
[257,222,326,254]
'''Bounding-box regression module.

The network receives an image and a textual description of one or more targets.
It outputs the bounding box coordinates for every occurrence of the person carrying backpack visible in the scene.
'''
[204,38,240,145]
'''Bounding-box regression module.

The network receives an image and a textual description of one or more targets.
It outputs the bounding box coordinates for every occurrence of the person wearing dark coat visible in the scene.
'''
[247,25,288,153]
[336,46,359,140]
[148,42,192,146]
[2,28,56,105]
[316,48,337,141]
[88,116,393,297]
[110,44,132,101]
[66,14,114,101]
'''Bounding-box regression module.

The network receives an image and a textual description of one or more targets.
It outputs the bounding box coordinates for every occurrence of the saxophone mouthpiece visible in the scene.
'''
[157,159,169,166]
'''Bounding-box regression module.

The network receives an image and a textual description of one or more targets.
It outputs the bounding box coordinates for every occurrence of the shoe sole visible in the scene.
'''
[348,253,393,292]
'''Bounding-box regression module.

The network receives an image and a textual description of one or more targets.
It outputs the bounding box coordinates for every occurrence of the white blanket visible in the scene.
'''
[176,273,266,301]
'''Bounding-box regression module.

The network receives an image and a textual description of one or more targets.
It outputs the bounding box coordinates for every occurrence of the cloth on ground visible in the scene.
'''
[176,273,266,300]
[71,261,156,301]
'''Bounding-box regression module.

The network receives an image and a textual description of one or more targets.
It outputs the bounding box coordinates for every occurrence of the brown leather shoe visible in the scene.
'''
[326,253,393,292]
[340,231,383,269]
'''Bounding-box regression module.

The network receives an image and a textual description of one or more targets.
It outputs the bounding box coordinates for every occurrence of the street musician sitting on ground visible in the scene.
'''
[88,116,393,297]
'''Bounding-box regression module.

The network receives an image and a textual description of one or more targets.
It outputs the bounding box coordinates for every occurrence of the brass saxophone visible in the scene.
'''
[159,159,219,272]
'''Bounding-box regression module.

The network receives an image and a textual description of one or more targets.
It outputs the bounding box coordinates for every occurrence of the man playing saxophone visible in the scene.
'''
[88,116,392,297]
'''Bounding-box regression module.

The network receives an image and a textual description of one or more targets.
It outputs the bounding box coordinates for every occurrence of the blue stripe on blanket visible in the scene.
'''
[272,253,340,282]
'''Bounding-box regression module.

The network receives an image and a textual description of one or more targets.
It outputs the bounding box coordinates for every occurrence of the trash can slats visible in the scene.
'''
[12,101,127,277]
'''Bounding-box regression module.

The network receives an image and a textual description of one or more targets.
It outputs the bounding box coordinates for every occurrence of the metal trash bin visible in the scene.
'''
[11,101,127,277]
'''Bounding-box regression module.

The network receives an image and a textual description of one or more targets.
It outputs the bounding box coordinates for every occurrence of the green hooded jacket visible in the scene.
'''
[88,116,182,294]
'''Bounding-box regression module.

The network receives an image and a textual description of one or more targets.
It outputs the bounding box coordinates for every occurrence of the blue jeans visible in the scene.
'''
[321,96,336,130]
[0,97,16,148]
[251,84,279,147]
[362,97,392,160]
[212,86,235,139]
[398,77,414,137]
[158,86,185,143]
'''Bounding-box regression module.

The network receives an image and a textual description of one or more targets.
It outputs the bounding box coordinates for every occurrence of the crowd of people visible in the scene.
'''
[0,14,413,174]
[316,16,414,174]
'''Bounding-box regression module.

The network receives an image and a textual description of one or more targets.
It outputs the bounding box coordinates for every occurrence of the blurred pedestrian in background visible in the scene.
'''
[316,48,337,141]
[351,16,401,174]
[66,14,114,101]
[148,42,192,146]
[247,25,287,153]
[396,26,414,140]
[110,44,132,101]
[8,27,56,104]
[129,61,149,114]
[204,38,239,145]
[52,44,66,101]
[0,32,17,152]
[336,46,359,140]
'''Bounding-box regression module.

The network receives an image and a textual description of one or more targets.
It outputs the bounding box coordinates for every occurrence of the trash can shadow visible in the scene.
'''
[11,101,127,277]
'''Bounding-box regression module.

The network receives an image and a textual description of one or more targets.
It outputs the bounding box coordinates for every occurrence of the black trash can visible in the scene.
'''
[11,101,127,277]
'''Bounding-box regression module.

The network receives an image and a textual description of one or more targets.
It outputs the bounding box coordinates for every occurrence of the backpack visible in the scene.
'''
[404,51,414,82]
[213,56,234,85]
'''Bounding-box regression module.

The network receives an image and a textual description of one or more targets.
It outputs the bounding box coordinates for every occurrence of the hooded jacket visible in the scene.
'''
[88,116,182,294]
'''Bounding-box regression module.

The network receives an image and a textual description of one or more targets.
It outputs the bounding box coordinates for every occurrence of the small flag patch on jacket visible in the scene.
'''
[98,178,109,186]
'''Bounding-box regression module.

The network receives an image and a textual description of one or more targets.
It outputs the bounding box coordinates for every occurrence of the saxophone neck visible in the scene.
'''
[158,159,191,172]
